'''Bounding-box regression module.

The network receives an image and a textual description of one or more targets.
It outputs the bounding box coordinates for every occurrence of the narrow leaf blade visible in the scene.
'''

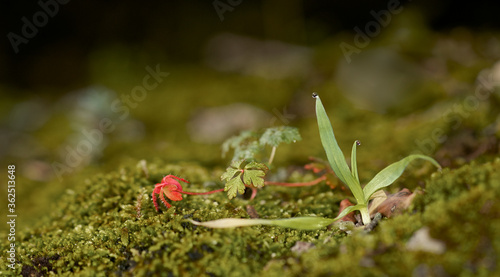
[189,204,367,230]
[351,140,360,183]
[333,204,365,221]
[190,217,335,230]
[189,218,271,228]
[314,95,364,203]
[363,154,441,201]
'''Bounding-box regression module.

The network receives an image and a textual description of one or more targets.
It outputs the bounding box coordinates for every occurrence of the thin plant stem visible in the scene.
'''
[179,188,225,195]
[268,146,277,165]
[249,187,258,201]
[265,175,326,187]
[360,207,371,225]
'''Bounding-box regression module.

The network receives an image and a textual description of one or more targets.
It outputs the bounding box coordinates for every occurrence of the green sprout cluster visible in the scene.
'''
[220,126,302,199]
[193,93,441,229]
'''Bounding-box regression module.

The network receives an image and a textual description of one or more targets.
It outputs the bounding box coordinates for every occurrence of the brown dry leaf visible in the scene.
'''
[246,205,259,219]
[367,190,388,215]
[369,188,419,218]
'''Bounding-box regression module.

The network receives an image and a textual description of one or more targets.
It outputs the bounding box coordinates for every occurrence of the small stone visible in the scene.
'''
[406,227,446,254]
[291,241,315,255]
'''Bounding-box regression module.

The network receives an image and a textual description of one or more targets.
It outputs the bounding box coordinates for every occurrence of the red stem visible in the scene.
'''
[265,175,326,187]
[178,188,225,195]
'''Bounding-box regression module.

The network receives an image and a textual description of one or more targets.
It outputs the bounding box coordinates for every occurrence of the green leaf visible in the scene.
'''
[314,94,364,204]
[351,140,360,183]
[259,126,302,147]
[190,217,335,230]
[221,160,268,199]
[362,154,441,202]
[221,131,261,161]
[242,161,268,188]
[221,160,245,199]
[189,204,366,230]
[333,204,365,221]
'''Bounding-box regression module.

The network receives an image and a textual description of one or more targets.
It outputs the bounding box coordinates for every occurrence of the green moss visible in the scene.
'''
[1,159,499,276]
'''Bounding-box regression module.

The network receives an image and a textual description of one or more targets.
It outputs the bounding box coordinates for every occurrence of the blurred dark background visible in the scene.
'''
[2,0,500,90]
[1,0,500,180]
[1,0,500,230]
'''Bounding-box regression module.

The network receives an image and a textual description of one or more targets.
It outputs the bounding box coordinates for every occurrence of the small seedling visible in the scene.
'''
[311,93,441,225]
[221,160,268,200]
[190,93,441,229]
[220,126,302,199]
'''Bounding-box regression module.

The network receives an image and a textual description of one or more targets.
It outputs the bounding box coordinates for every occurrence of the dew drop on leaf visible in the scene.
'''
[312,92,318,99]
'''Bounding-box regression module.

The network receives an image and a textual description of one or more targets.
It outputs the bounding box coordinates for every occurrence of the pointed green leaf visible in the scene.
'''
[314,95,364,203]
[351,140,360,183]
[362,154,441,201]
[333,203,364,221]
[266,217,336,230]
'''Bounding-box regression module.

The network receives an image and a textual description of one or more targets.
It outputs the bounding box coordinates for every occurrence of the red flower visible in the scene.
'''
[152,175,189,211]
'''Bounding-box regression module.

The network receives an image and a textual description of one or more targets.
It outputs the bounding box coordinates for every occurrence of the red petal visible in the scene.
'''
[162,175,189,184]
[164,184,183,201]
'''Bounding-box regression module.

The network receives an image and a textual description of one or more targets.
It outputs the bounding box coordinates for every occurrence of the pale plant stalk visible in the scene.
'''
[268,146,277,165]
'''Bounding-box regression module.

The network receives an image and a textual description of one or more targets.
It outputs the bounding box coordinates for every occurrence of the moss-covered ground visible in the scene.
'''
[2,157,500,276]
[1,22,500,276]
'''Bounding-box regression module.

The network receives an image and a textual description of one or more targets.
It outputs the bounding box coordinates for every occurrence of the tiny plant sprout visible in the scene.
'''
[190,93,441,230]
[312,93,441,225]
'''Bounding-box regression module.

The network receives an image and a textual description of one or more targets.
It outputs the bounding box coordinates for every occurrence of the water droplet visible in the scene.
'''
[312,92,318,99]
[356,140,361,146]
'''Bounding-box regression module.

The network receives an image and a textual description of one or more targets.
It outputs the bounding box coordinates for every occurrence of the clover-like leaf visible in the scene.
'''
[221,160,268,199]
[221,160,245,199]
[242,161,268,188]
